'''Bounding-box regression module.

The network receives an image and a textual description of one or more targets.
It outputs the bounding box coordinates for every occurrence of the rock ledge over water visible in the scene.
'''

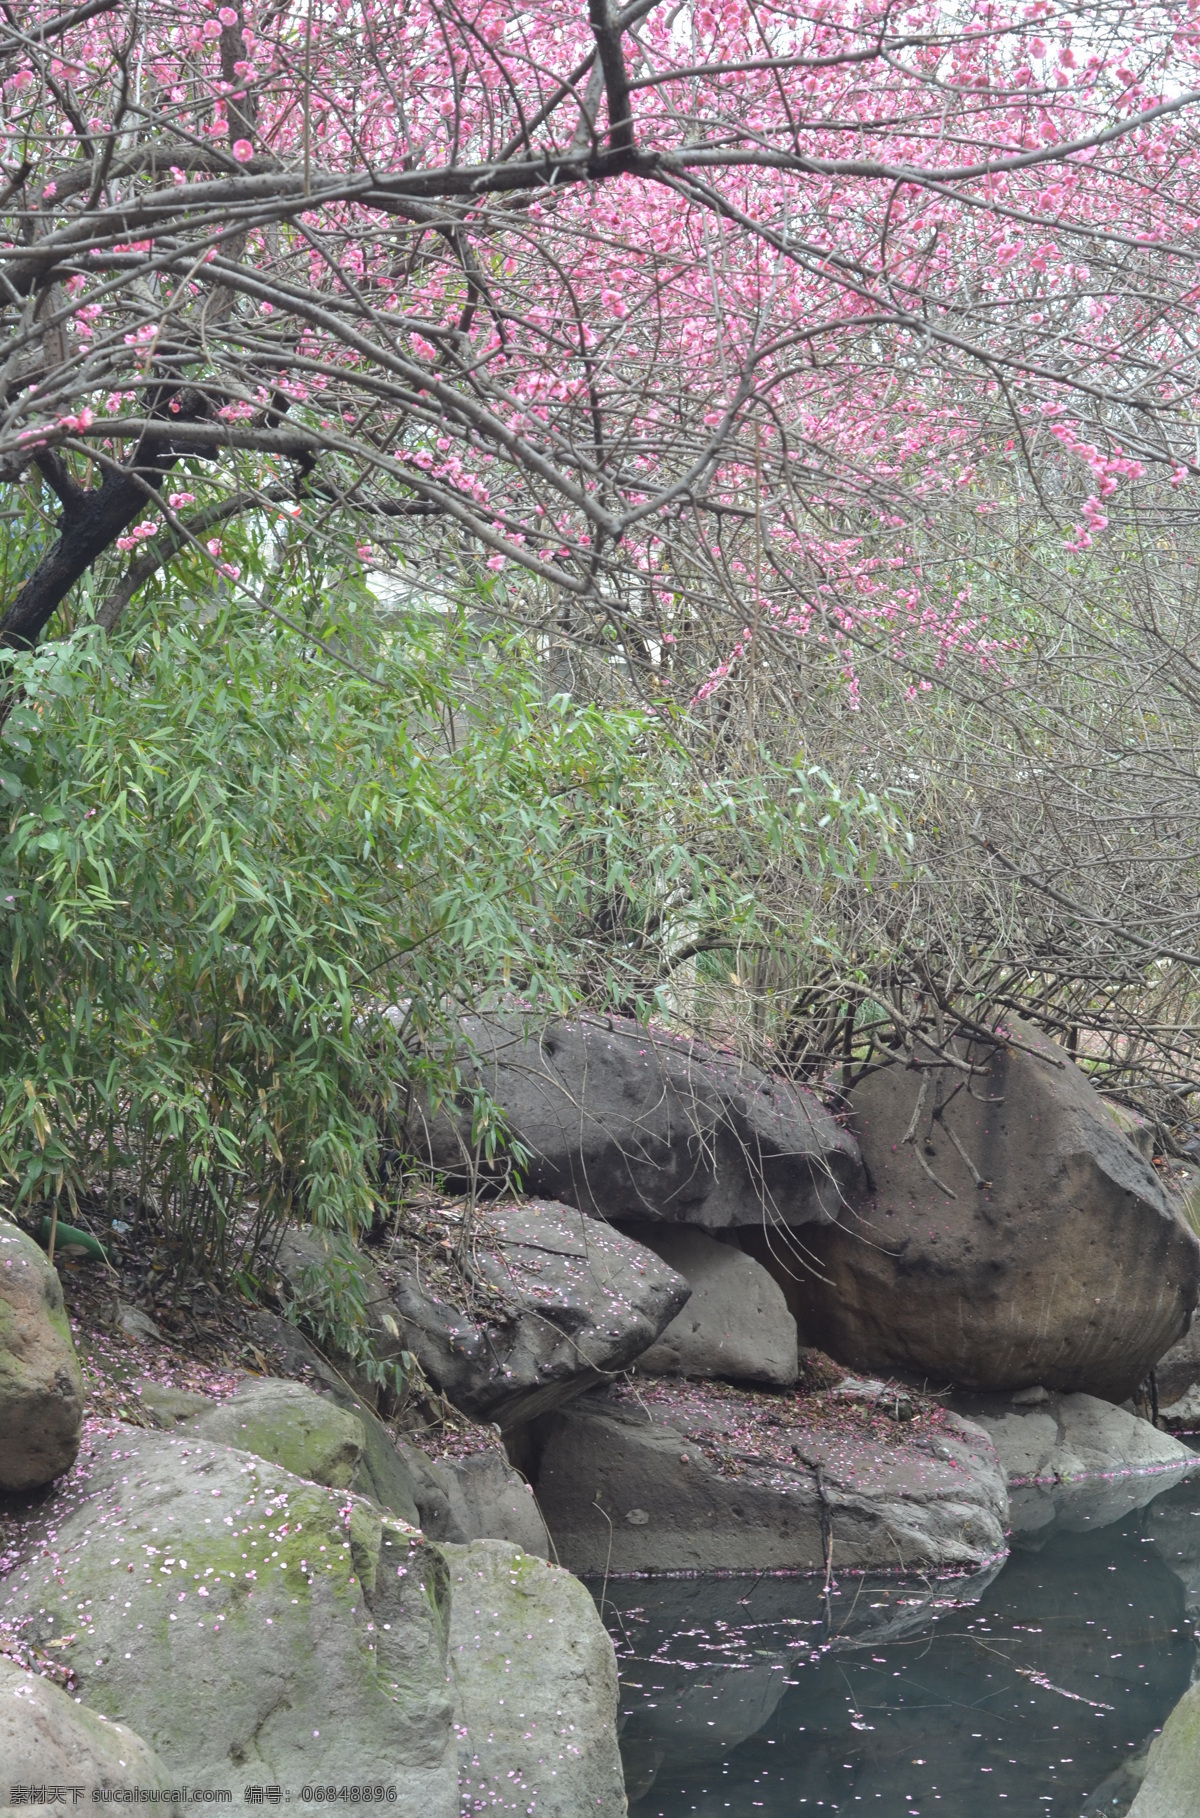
[531,1377,1008,1575]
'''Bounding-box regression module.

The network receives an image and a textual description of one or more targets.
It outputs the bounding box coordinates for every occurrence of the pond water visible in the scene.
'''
[593,1466,1200,1817]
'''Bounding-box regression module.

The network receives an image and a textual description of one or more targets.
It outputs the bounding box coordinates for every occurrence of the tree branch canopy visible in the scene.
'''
[0,0,1197,653]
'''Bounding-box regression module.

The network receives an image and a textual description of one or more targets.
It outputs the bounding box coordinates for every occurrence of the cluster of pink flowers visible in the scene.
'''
[115,520,159,552]
[1043,414,1148,550]
[0,0,1194,657]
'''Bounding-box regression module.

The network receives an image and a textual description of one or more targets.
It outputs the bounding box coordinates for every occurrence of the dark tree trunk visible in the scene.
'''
[0,462,162,650]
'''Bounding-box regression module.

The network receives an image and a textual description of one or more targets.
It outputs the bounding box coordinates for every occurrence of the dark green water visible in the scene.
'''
[594,1469,1200,1816]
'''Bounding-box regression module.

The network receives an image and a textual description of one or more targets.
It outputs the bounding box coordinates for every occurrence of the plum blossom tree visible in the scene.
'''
[6,0,1200,1141]
[0,0,1197,673]
[2,0,1200,1267]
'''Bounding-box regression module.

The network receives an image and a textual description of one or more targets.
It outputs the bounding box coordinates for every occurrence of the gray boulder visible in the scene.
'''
[115,1302,165,1344]
[445,1539,626,1818]
[138,1363,547,1554]
[1128,1681,1200,1818]
[965,1390,1197,1535]
[184,1377,365,1488]
[531,1380,1007,1575]
[413,1448,550,1558]
[780,1016,1200,1400]
[135,1380,214,1426]
[971,1391,1194,1483]
[1158,1381,1200,1431]
[138,1367,424,1527]
[0,1428,457,1812]
[0,1658,172,1793]
[243,1310,425,1523]
[622,1225,798,1386]
[0,1221,84,1491]
[279,1203,690,1429]
[409,1013,863,1229]
[1155,1318,1200,1427]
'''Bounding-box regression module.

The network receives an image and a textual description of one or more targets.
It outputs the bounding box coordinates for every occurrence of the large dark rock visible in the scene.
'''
[530,1378,1008,1575]
[276,1201,689,1430]
[774,1017,1200,1401]
[409,1013,863,1229]
[382,1199,689,1427]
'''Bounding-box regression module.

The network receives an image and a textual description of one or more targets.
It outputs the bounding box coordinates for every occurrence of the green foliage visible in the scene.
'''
[0,533,906,1362]
[0,597,621,1264]
[285,1239,418,1405]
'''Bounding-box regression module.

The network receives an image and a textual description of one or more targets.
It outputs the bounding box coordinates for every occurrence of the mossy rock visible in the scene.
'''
[1128,1680,1200,1816]
[0,1427,456,1809]
[243,1315,425,1526]
[184,1377,366,1490]
[136,1380,214,1426]
[0,1221,84,1491]
[445,1537,626,1818]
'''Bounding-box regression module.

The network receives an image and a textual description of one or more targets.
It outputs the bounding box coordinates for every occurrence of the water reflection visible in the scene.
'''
[595,1471,1200,1817]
